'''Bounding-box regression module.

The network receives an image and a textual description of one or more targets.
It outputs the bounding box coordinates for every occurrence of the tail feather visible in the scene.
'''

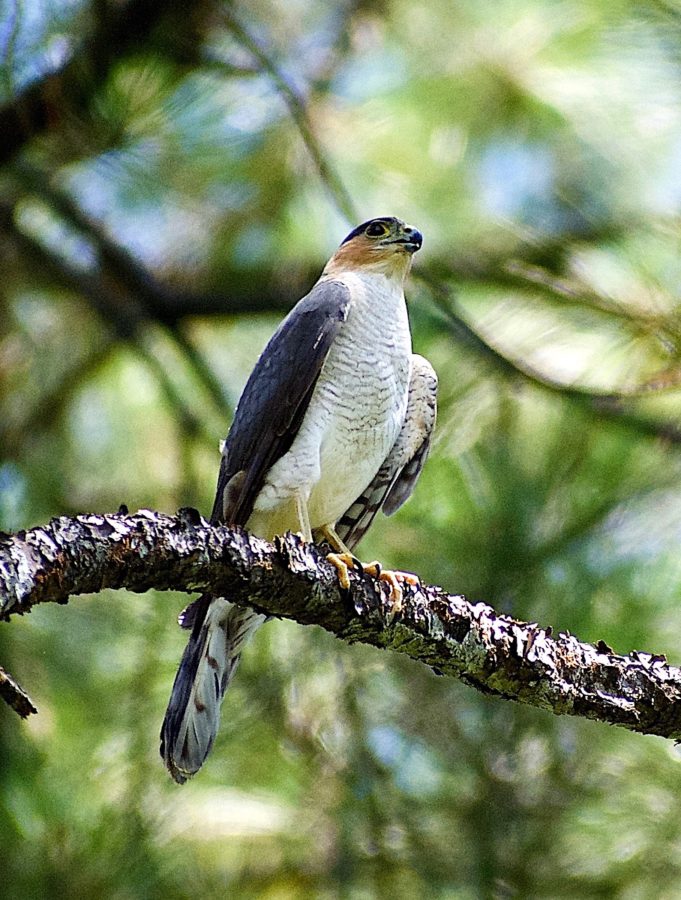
[160,596,265,783]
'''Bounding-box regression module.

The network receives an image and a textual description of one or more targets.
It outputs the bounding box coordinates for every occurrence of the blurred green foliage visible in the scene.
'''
[4,0,681,896]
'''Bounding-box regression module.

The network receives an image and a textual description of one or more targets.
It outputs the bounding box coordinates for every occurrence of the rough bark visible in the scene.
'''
[1,509,681,740]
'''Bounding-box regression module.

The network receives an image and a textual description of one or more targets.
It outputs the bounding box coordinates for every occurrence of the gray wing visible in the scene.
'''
[334,354,437,550]
[210,280,351,526]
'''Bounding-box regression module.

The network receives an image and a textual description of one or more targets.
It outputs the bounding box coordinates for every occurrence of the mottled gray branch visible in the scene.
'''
[1,510,680,740]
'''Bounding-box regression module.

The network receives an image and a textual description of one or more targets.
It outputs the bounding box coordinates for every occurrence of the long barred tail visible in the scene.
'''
[160,595,266,783]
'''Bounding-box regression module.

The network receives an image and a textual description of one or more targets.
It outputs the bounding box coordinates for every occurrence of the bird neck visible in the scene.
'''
[319,269,410,326]
[322,250,413,283]
[320,263,412,302]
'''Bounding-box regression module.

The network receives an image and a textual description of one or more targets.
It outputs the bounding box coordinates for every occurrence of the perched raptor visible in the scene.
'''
[161,216,437,782]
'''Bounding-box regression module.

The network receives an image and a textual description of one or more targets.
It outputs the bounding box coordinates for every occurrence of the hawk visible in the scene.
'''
[161,216,437,782]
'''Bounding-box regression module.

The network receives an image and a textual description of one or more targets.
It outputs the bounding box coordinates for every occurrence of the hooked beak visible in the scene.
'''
[389,225,423,253]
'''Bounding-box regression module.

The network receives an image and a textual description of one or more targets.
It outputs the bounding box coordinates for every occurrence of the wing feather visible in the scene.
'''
[210,280,352,525]
[162,279,351,782]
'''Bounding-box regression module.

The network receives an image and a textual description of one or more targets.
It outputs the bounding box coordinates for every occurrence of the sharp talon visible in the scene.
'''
[327,552,358,591]
[394,571,420,588]
[359,560,418,618]
[379,570,404,617]
[362,560,382,579]
[387,571,419,617]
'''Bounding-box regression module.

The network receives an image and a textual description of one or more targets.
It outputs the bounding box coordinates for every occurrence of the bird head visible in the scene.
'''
[323,217,423,280]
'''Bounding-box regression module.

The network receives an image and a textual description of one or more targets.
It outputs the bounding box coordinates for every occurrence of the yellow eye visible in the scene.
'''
[365,221,390,237]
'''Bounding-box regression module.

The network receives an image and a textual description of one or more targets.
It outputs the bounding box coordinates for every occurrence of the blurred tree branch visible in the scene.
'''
[5,169,230,414]
[2,509,681,741]
[0,0,213,166]
[418,275,681,445]
[218,9,358,222]
[0,200,216,448]
[0,665,37,718]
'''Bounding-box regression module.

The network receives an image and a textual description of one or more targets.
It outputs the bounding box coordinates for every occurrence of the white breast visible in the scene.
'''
[248,271,412,538]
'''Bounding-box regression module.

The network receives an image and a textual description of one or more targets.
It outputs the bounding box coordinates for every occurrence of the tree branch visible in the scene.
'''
[220,9,358,224]
[2,510,681,740]
[0,666,37,718]
[417,275,681,445]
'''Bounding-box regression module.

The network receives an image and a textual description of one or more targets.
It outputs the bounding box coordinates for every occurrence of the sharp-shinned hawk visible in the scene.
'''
[161,216,437,782]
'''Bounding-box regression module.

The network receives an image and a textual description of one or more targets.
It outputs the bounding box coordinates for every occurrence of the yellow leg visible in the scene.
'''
[318,524,352,555]
[295,492,313,543]
[320,525,360,592]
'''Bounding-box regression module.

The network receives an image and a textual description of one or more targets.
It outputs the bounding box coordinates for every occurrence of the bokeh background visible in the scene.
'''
[4,0,681,896]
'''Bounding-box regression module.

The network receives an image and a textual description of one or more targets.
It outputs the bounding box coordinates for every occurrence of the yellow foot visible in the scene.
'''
[362,562,420,616]
[326,552,360,591]
[326,552,419,618]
